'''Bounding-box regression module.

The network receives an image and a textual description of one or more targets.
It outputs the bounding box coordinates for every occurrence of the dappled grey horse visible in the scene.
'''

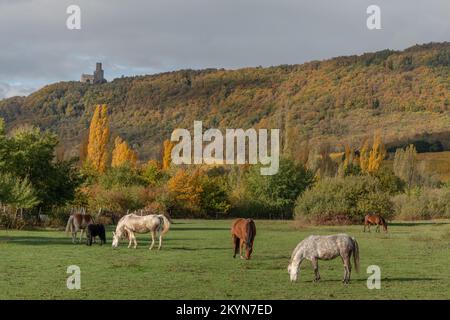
[288,234,359,284]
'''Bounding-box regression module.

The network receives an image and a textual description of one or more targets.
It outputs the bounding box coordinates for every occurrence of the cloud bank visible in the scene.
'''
[1,0,450,98]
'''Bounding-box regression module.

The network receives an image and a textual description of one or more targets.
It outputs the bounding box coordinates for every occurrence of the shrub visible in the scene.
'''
[392,188,450,220]
[86,184,153,213]
[141,160,163,185]
[244,158,314,219]
[99,164,147,189]
[294,175,394,224]
[167,168,204,217]
[373,167,405,195]
[166,167,231,218]
[199,174,231,218]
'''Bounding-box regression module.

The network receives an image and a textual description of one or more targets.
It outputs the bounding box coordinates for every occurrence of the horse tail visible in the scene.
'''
[65,215,73,234]
[352,237,360,273]
[159,215,171,235]
[381,216,387,227]
[246,219,254,248]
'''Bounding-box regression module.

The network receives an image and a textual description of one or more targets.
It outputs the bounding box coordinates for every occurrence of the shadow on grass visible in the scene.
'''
[303,277,441,283]
[170,246,229,251]
[390,222,449,227]
[0,236,199,246]
[172,227,230,231]
[0,236,73,246]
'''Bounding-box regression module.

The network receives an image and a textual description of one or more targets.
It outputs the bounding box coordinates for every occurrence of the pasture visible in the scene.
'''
[0,219,449,299]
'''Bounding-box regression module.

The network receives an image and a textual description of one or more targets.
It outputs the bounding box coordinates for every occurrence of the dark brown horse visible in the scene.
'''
[231,218,256,260]
[364,214,387,233]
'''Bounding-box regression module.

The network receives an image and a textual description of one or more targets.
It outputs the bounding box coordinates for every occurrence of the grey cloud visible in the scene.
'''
[1,0,450,98]
[0,82,35,98]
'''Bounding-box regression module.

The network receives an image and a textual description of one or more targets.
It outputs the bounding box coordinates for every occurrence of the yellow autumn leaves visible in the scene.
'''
[341,131,386,174]
[359,132,386,174]
[112,137,137,168]
[162,140,175,170]
[87,104,110,173]
[86,104,137,173]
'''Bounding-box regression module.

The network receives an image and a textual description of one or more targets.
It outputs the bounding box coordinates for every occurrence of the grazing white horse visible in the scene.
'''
[112,214,170,250]
[288,234,359,284]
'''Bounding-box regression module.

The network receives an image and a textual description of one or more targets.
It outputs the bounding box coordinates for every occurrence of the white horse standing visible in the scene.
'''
[288,234,359,284]
[112,214,170,250]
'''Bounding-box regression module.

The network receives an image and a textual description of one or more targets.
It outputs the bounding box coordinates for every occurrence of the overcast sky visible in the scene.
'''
[1,0,450,98]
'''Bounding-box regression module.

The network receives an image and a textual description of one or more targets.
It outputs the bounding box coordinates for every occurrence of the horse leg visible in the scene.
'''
[133,233,138,249]
[311,257,320,282]
[149,231,155,250]
[342,255,351,284]
[239,239,245,259]
[79,229,84,243]
[233,234,240,258]
[376,224,380,233]
[158,234,162,250]
[72,232,76,244]
[127,232,133,248]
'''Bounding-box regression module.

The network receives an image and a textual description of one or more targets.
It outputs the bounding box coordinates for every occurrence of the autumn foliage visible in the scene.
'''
[162,139,175,170]
[167,169,203,214]
[359,132,386,174]
[111,136,138,168]
[87,104,110,173]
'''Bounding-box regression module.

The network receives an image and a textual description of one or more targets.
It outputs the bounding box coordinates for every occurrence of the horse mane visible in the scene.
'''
[115,215,129,236]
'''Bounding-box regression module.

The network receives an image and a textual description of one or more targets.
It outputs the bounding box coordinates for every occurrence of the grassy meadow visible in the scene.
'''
[0,219,449,300]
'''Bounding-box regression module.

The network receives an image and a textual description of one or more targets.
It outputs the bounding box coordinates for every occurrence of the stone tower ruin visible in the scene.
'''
[81,62,107,84]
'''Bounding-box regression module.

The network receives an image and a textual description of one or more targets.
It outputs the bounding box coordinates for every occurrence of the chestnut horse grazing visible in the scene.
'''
[231,218,256,260]
[65,213,94,243]
[364,213,387,232]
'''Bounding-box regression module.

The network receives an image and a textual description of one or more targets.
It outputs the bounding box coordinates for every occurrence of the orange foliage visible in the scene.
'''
[167,169,203,211]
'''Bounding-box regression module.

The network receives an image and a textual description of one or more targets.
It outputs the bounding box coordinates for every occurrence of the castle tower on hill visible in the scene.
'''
[81,62,107,84]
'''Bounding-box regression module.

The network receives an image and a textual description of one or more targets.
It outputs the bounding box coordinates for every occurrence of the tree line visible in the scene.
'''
[1,102,449,229]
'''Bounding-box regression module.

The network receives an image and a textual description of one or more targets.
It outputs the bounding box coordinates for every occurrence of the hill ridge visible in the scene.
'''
[1,42,450,159]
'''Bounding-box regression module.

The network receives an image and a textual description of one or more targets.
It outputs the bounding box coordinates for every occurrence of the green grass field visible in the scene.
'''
[1,220,449,300]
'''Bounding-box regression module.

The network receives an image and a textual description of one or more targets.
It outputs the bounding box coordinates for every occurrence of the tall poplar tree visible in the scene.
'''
[87,104,110,173]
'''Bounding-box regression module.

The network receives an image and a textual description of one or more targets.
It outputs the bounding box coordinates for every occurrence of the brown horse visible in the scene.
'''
[231,218,256,260]
[66,213,94,243]
[364,214,387,233]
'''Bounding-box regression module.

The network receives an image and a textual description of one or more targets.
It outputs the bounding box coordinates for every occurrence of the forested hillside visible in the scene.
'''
[1,42,450,160]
